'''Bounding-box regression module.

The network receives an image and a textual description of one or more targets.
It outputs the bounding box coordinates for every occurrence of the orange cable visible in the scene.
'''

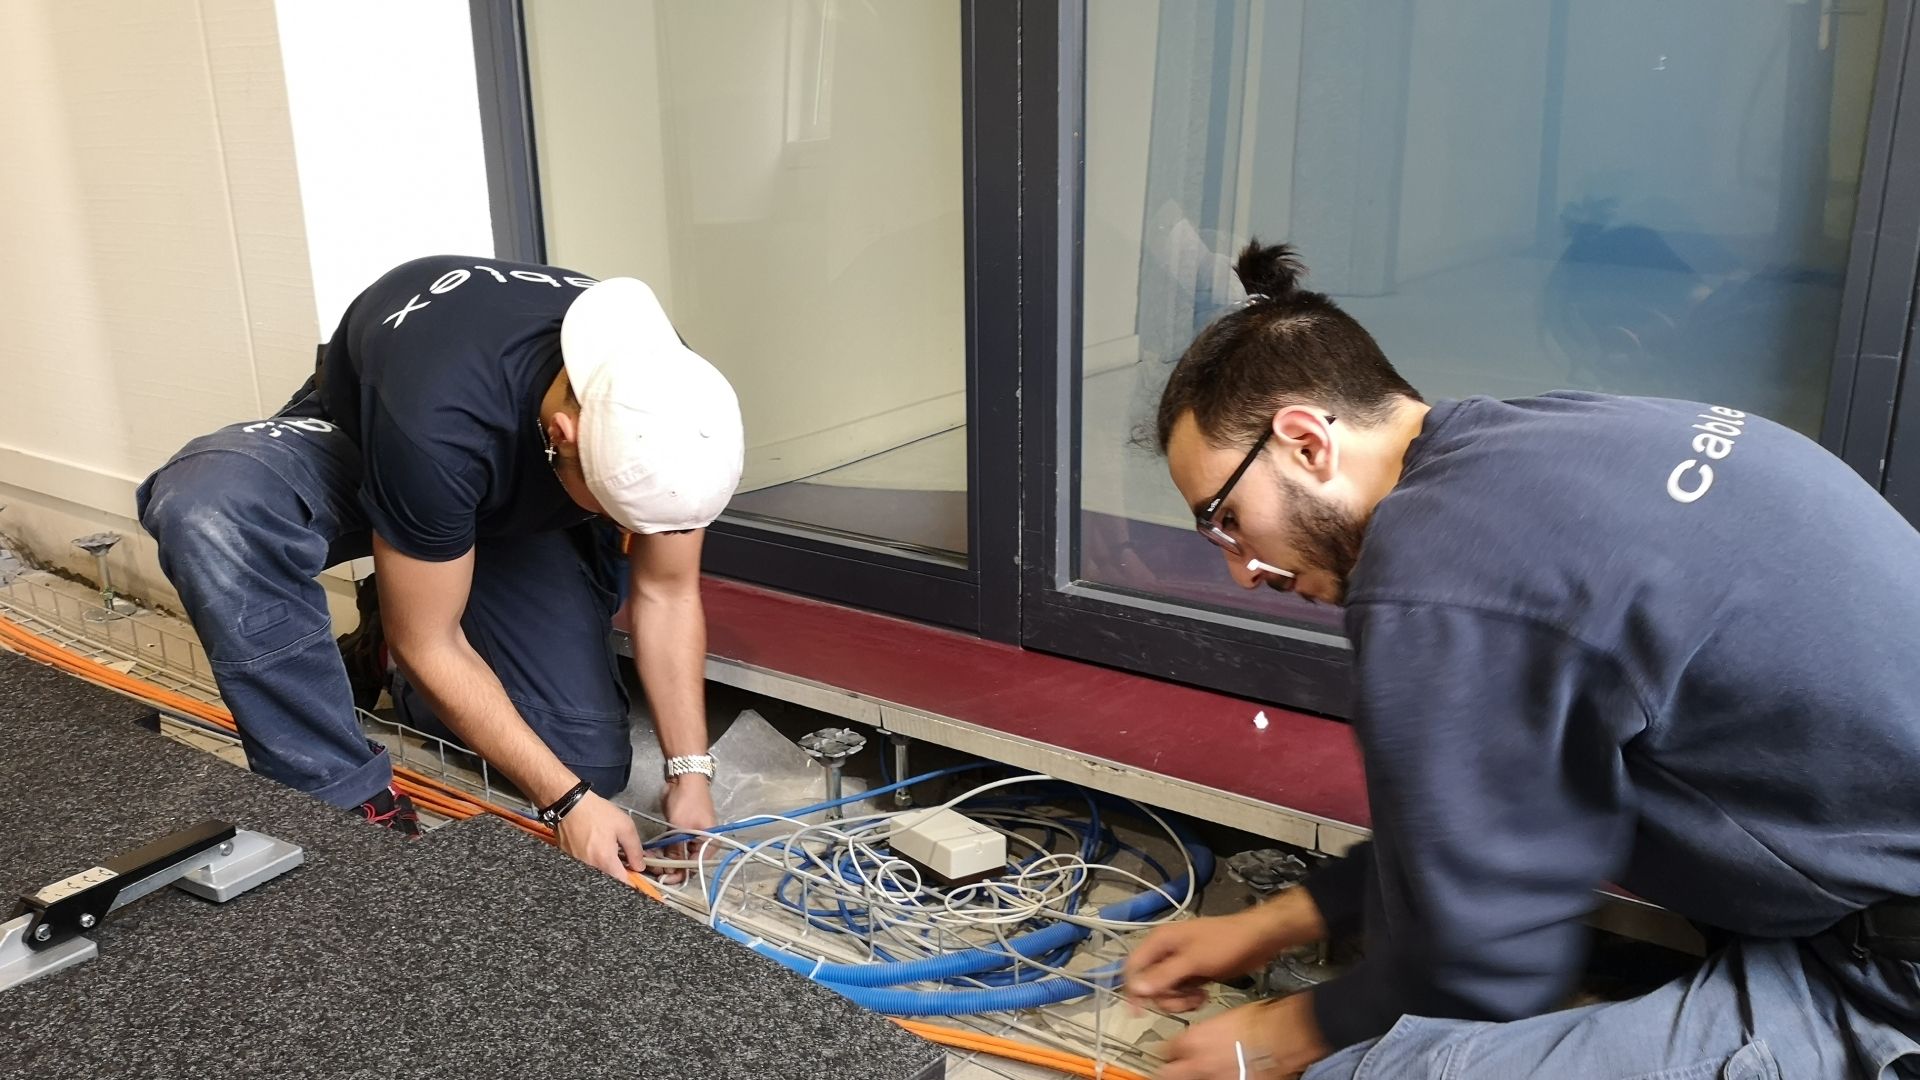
[0,613,1151,1078]
[0,614,652,891]
[894,1020,1151,1080]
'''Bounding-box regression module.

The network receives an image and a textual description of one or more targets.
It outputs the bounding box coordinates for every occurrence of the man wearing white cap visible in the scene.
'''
[136,255,744,880]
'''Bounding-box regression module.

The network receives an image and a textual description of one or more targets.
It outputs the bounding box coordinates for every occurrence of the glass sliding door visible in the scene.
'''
[479,0,1916,702]
[1020,0,1899,710]
[1074,0,1887,628]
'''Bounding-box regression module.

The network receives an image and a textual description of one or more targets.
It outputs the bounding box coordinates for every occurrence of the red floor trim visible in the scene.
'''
[702,577,1369,829]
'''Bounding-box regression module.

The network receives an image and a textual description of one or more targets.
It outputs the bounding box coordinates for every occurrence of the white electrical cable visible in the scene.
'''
[620,772,1202,992]
[979,915,1141,1079]
[715,818,1186,941]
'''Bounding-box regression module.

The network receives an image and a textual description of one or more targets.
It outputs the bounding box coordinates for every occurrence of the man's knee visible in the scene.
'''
[138,451,334,660]
[140,475,219,549]
[139,452,289,564]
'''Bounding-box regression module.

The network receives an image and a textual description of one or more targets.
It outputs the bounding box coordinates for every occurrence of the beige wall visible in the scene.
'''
[0,0,315,604]
[0,0,485,623]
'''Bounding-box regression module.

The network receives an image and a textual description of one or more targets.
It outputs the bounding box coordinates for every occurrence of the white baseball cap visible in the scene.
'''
[559,277,744,534]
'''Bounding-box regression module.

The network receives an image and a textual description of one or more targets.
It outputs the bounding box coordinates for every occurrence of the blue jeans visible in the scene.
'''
[135,382,631,808]
[1306,931,1920,1079]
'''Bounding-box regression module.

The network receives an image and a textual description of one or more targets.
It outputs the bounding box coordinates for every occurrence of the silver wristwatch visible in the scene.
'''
[664,754,716,782]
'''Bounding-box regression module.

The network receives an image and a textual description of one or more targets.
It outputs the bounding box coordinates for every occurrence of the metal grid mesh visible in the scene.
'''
[1,576,219,703]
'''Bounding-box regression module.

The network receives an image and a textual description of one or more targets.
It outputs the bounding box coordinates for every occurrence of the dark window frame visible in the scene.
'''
[1013,0,1352,714]
[1828,0,1920,518]
[472,0,1918,716]
[472,0,1019,635]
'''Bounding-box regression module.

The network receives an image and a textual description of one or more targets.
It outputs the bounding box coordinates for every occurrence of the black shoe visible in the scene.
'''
[352,785,422,838]
[336,573,386,713]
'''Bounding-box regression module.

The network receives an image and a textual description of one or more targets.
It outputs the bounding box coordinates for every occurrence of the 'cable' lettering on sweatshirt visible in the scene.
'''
[1667,405,1747,504]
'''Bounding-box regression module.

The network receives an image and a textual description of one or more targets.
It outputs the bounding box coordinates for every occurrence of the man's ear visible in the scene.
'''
[548,409,582,457]
[1272,405,1338,482]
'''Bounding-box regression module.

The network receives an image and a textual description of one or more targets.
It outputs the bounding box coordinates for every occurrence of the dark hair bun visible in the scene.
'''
[1235,239,1306,300]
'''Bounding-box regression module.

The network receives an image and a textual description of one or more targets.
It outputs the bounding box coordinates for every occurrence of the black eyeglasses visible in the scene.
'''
[1193,416,1333,555]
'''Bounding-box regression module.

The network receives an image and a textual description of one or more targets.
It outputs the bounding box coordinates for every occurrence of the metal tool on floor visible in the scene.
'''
[798,727,868,820]
[0,819,304,992]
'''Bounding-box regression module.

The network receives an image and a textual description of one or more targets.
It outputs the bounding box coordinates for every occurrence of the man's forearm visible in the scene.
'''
[1253,882,1333,953]
[394,636,580,805]
[632,589,708,759]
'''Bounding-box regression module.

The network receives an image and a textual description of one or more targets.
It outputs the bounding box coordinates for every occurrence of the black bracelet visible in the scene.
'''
[539,779,593,828]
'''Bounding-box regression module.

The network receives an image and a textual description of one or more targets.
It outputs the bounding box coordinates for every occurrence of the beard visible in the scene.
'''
[1273,474,1367,603]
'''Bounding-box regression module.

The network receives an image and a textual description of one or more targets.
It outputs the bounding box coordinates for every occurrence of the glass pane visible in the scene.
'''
[1080,0,1885,625]
[525,1,969,559]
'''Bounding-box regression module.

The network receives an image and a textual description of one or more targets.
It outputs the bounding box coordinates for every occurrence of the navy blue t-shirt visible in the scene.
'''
[1302,392,1920,1048]
[317,255,603,561]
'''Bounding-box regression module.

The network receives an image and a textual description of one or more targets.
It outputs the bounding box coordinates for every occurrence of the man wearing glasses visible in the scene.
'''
[137,256,744,882]
[1126,242,1920,1078]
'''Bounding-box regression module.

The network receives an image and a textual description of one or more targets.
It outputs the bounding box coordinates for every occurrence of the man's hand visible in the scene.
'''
[554,792,647,881]
[1127,906,1295,1014]
[1157,995,1331,1080]
[656,776,717,886]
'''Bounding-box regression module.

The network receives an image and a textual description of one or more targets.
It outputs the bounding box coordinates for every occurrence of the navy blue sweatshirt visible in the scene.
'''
[1303,392,1920,1049]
